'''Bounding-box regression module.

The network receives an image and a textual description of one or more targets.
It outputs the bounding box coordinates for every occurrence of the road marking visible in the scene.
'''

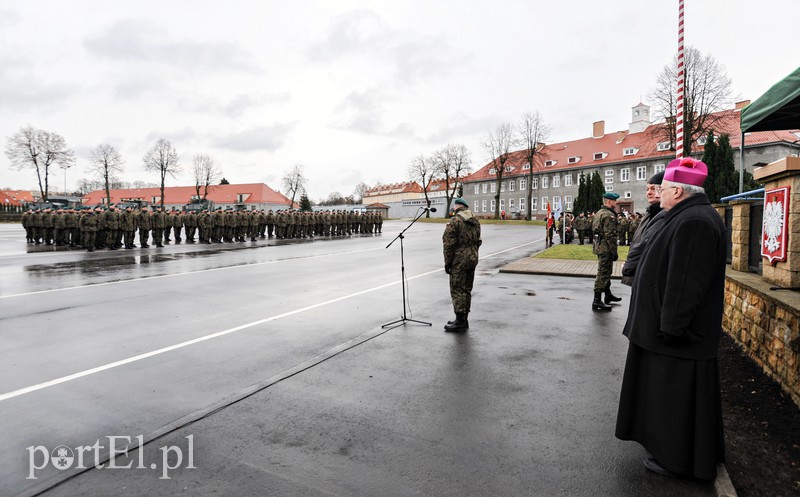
[0,238,539,402]
[0,246,384,300]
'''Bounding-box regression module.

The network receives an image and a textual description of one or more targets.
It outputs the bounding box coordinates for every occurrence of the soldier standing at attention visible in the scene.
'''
[80,207,99,252]
[64,207,79,247]
[152,205,166,247]
[442,198,482,332]
[121,205,137,249]
[592,192,621,311]
[137,207,151,248]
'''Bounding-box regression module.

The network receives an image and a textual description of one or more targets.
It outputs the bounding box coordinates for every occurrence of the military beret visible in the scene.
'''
[454,198,468,207]
[602,192,620,200]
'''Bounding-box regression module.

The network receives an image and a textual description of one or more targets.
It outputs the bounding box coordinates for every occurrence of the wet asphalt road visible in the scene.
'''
[0,222,715,496]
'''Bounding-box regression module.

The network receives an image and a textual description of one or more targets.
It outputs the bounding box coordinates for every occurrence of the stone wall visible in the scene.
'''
[724,271,800,408]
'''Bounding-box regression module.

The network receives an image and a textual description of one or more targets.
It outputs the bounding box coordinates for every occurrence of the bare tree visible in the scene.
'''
[5,125,75,202]
[484,123,516,219]
[191,153,222,200]
[282,163,307,208]
[143,138,180,208]
[518,112,551,220]
[433,144,472,216]
[353,182,370,204]
[408,154,436,217]
[88,144,124,205]
[650,46,734,156]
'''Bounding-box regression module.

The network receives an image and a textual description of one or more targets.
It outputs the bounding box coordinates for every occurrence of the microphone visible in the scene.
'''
[423,207,437,212]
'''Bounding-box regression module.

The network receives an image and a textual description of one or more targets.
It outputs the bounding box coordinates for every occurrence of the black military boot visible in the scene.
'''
[604,287,622,304]
[444,313,468,332]
[592,292,612,311]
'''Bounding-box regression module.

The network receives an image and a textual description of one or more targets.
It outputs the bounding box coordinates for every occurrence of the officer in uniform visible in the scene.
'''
[442,198,482,332]
[137,207,152,248]
[65,207,79,247]
[592,192,621,311]
[80,207,100,252]
[121,205,137,249]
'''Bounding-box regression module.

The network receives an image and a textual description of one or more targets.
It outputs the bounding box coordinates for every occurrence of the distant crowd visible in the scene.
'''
[547,210,641,246]
[20,205,383,252]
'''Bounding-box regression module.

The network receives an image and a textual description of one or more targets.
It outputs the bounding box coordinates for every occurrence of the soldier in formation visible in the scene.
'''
[592,192,622,311]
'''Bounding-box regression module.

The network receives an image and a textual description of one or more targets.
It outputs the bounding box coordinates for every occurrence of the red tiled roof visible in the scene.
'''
[82,183,292,206]
[466,108,800,182]
[364,181,423,196]
[0,190,35,205]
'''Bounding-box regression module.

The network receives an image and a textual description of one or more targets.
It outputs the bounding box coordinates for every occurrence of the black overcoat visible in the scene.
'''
[623,193,726,360]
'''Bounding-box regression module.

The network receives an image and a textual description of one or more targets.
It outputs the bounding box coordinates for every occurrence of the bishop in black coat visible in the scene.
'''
[615,186,727,480]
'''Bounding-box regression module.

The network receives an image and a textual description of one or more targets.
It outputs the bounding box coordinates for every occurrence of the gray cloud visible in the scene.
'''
[308,9,471,84]
[84,19,256,73]
[0,58,79,112]
[333,89,414,138]
[424,113,501,144]
[212,123,295,152]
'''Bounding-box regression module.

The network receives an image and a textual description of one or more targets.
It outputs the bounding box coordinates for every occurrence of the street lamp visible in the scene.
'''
[59,163,71,195]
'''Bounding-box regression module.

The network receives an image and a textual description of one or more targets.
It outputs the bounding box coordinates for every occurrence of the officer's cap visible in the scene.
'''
[602,192,620,200]
[454,198,468,207]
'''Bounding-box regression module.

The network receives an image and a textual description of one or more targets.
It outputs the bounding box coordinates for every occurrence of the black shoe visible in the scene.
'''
[156,244,164,247]
[643,457,679,478]
[592,292,612,311]
[604,288,622,304]
[444,313,468,332]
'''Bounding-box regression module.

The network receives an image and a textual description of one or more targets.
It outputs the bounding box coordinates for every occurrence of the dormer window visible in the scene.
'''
[544,160,556,167]
[593,152,607,160]
[656,141,671,151]
[622,147,638,156]
[567,156,580,164]
[489,168,496,174]
[522,164,531,170]
[697,135,708,146]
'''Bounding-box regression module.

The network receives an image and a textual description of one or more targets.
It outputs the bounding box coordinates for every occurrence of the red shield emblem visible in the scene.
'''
[761,186,790,265]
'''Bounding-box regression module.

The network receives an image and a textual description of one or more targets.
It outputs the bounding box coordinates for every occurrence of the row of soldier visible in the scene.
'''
[21,205,384,252]
[556,211,643,246]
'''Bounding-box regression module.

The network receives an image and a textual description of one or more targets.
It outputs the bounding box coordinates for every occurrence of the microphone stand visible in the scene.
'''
[381,208,433,329]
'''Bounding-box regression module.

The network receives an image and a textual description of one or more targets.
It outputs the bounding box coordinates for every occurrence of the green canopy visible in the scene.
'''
[740,66,800,132]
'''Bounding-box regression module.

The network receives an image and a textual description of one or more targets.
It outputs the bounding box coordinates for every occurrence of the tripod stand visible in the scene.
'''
[381,208,433,329]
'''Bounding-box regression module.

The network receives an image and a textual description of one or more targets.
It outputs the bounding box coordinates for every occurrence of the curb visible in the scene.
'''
[715,464,738,497]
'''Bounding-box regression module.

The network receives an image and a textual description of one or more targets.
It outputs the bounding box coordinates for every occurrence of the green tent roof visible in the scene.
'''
[740,66,800,133]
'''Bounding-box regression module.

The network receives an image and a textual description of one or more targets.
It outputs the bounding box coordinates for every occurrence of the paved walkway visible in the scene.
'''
[500,257,625,278]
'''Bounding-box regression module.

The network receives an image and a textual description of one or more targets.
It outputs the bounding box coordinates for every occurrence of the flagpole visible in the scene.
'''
[675,0,686,158]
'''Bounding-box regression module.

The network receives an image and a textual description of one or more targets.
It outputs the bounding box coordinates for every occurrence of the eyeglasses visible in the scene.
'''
[657,185,679,193]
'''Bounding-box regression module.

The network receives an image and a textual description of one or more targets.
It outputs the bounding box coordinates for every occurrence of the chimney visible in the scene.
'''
[593,121,605,138]
[735,100,751,110]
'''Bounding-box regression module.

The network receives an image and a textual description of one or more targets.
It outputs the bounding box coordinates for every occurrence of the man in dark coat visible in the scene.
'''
[621,171,664,286]
[615,157,726,480]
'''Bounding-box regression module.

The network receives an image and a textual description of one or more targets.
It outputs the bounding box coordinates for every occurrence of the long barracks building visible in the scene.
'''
[463,102,800,219]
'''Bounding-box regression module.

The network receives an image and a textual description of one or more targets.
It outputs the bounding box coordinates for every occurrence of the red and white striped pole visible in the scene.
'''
[675,0,685,158]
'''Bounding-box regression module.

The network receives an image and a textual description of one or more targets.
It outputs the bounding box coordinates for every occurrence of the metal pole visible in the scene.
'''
[676,0,686,158]
[739,132,745,193]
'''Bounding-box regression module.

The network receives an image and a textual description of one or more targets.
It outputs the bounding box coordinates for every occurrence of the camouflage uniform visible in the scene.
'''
[592,205,619,294]
[137,208,152,248]
[442,203,482,329]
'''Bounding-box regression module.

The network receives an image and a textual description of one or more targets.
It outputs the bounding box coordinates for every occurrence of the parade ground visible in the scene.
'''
[0,221,728,496]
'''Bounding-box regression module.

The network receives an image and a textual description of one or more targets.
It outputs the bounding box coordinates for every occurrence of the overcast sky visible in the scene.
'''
[1,0,796,201]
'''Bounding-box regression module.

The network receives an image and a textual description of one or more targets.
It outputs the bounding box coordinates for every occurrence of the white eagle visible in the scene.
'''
[763,199,784,253]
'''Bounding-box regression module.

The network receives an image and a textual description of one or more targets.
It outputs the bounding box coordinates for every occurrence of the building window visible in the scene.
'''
[657,141,671,151]
[620,168,630,182]
[500,182,506,193]
[520,178,527,190]
[509,180,515,192]
[541,197,548,211]
[531,198,537,211]
[474,184,480,195]
[568,156,580,164]
[482,183,488,194]
[474,201,479,212]
[542,177,549,189]
[605,177,614,184]
[637,166,647,180]
[565,195,573,210]
[499,199,505,211]
[236,194,246,203]
[522,164,531,170]
[519,198,525,211]
[532,177,538,189]
[482,200,487,212]
[152,196,160,204]
[623,147,638,156]
[605,169,614,176]
[564,174,573,187]
[624,191,632,199]
[552,175,560,188]
[654,163,665,173]
[509,198,515,210]
[593,152,606,160]
[491,199,495,212]
[605,185,613,192]
[697,135,708,146]
[489,168,496,174]
[491,182,496,193]
[545,160,556,167]
[553,196,561,211]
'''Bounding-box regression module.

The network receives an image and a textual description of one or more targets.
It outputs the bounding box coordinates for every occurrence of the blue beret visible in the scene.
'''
[454,198,468,207]
[602,192,620,200]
